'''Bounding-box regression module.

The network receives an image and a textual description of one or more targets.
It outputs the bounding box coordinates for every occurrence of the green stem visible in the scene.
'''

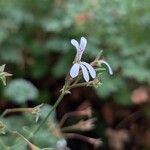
[31,92,65,137]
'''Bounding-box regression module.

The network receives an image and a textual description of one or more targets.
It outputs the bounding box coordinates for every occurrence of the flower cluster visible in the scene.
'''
[70,37,113,82]
[70,37,96,82]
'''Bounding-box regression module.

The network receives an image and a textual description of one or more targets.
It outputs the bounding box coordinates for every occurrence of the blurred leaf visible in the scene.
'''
[52,52,74,77]
[0,49,22,64]
[29,60,49,79]
[44,38,70,53]
[96,74,120,98]
[4,79,39,104]
[114,86,133,106]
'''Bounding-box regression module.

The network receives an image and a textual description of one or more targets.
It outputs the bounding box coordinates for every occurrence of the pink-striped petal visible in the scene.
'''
[70,63,80,78]
[81,62,96,78]
[80,64,89,82]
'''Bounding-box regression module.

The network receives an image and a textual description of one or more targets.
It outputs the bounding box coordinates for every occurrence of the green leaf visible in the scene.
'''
[4,79,39,104]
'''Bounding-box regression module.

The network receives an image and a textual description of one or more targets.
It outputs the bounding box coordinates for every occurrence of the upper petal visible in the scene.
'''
[80,64,89,82]
[99,60,113,75]
[70,63,80,78]
[80,37,87,52]
[81,62,96,78]
[71,39,79,51]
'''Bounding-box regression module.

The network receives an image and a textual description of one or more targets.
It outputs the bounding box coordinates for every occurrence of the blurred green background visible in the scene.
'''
[0,0,150,150]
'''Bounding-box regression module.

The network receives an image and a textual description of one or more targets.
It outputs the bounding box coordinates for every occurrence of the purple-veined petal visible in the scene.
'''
[71,39,79,51]
[80,37,87,52]
[99,60,113,75]
[70,63,80,78]
[80,64,89,82]
[81,62,96,79]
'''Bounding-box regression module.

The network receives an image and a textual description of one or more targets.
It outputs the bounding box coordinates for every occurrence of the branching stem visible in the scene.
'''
[31,91,65,137]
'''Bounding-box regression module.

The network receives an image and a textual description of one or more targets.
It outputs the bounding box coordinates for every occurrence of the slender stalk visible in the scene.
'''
[64,133,101,147]
[31,92,65,137]
[1,108,32,117]
[13,131,39,150]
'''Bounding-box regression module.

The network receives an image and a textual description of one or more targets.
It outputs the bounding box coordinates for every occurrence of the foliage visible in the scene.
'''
[0,104,60,149]
[0,0,149,149]
[4,79,39,104]
[0,0,149,105]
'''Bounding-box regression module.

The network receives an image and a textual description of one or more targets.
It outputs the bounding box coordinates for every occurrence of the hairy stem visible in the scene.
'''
[1,108,32,117]
[69,81,93,89]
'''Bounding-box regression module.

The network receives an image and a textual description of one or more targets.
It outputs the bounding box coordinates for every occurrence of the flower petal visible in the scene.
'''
[71,39,79,51]
[81,62,96,78]
[80,64,89,82]
[80,37,87,52]
[70,63,80,78]
[99,60,113,75]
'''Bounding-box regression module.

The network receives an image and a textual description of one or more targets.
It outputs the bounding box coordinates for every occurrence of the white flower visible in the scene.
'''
[70,37,96,82]
[99,59,113,75]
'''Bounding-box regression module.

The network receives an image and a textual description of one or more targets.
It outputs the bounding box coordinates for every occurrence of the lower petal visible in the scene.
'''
[70,63,80,78]
[80,64,90,82]
[81,62,96,79]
